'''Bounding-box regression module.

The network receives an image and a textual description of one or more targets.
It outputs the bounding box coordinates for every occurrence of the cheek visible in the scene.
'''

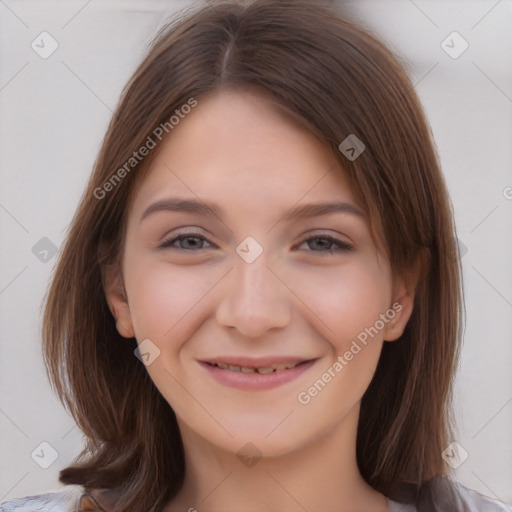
[287,257,392,348]
[124,256,216,343]
[291,263,392,421]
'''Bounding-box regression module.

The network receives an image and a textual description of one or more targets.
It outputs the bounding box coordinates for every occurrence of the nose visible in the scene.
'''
[215,250,292,339]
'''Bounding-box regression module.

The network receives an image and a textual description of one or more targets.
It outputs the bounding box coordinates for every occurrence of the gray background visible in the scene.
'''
[1,0,511,505]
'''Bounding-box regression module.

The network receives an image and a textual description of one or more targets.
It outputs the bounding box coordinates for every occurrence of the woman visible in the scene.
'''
[2,1,510,511]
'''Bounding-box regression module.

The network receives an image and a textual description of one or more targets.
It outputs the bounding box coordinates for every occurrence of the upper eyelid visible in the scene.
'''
[159,231,215,249]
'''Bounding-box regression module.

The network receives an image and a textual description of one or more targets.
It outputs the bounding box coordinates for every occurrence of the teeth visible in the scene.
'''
[214,361,302,373]
[256,367,274,374]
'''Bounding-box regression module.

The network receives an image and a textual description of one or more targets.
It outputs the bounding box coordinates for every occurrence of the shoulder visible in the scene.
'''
[452,481,512,511]
[388,479,511,512]
[0,485,86,512]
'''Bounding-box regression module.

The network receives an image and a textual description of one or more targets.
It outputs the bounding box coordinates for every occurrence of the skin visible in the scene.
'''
[105,89,416,512]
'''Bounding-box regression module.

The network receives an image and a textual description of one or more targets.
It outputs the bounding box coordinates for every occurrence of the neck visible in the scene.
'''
[166,405,388,512]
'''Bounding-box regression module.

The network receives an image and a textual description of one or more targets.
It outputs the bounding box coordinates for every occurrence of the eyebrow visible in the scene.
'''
[140,197,364,223]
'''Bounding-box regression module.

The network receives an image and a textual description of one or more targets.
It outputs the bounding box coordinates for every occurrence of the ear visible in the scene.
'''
[382,278,415,342]
[382,253,425,342]
[102,262,135,339]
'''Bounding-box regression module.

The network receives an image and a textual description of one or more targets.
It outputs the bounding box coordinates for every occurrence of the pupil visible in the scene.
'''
[184,237,201,249]
[312,238,329,250]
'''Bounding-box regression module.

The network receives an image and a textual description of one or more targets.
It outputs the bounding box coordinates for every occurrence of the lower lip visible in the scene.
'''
[199,360,316,391]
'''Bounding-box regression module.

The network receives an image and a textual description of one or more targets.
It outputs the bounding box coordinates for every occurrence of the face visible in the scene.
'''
[106,89,414,457]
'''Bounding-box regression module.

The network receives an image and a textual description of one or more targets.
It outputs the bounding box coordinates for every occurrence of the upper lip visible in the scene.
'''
[201,356,316,368]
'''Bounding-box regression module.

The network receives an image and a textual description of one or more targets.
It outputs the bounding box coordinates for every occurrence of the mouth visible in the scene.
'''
[199,357,317,391]
[205,360,308,374]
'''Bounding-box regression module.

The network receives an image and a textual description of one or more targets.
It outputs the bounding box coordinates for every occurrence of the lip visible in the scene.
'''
[198,356,318,391]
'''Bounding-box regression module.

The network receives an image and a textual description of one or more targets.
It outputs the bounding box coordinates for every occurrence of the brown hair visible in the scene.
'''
[42,0,464,510]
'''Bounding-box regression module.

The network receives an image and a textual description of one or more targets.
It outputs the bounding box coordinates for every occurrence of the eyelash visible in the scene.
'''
[158,232,354,255]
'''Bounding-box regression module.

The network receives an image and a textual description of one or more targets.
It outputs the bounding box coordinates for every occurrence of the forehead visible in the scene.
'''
[130,89,360,215]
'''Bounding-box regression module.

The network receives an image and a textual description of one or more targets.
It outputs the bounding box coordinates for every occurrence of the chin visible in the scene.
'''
[210,418,315,459]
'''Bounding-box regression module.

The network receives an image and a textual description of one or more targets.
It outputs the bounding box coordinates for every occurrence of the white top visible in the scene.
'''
[1,481,510,511]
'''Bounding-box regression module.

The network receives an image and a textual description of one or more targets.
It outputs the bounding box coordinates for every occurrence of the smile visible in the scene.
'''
[199,357,317,391]
[207,360,305,374]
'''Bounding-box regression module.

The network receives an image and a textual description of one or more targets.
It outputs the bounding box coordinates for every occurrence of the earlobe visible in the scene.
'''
[115,318,135,339]
[103,263,135,339]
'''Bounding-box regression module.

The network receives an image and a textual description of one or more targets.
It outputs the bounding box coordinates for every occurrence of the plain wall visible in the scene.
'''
[1,0,511,504]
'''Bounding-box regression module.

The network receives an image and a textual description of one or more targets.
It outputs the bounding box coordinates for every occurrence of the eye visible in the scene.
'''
[158,232,354,255]
[296,235,354,255]
[159,232,215,251]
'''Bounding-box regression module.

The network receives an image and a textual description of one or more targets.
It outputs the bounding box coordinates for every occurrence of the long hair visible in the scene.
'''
[42,1,464,510]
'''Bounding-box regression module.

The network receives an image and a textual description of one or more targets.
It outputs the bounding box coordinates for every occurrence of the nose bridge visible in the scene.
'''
[215,245,291,337]
[236,252,274,303]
